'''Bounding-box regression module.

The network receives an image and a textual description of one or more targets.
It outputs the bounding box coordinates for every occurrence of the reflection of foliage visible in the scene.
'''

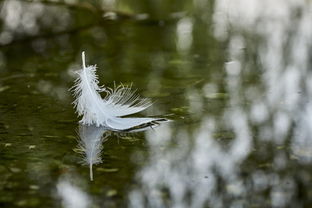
[1,0,310,207]
[21,0,133,16]
[0,0,103,46]
[0,0,193,47]
[128,1,312,208]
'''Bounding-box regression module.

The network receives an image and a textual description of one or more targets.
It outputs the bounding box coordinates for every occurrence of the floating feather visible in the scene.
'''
[71,51,167,130]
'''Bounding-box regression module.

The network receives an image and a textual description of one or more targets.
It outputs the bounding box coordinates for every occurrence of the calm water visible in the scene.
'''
[0,0,311,207]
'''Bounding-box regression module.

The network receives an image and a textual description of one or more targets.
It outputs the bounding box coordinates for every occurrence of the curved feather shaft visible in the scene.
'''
[82,51,86,69]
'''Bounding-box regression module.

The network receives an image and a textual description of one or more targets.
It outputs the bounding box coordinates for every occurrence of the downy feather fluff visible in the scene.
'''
[72,51,166,130]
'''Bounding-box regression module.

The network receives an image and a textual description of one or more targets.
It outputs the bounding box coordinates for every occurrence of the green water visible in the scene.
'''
[0,0,311,207]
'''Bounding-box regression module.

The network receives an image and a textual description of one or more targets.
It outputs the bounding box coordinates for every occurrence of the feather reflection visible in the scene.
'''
[77,124,108,181]
[77,120,167,181]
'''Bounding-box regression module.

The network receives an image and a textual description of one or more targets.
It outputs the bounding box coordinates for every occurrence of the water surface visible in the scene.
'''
[0,0,311,207]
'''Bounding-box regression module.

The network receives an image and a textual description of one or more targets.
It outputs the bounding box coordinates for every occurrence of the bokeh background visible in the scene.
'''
[0,0,311,207]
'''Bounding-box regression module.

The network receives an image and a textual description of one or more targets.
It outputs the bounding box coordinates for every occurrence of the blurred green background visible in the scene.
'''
[0,0,311,207]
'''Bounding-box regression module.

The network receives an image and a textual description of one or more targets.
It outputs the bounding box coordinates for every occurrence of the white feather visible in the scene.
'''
[71,51,167,130]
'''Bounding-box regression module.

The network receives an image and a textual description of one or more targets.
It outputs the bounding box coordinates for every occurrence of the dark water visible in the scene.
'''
[0,0,311,207]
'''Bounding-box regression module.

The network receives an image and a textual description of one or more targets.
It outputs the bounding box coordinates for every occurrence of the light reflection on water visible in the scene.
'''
[57,177,90,208]
[0,0,311,207]
[128,0,312,207]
